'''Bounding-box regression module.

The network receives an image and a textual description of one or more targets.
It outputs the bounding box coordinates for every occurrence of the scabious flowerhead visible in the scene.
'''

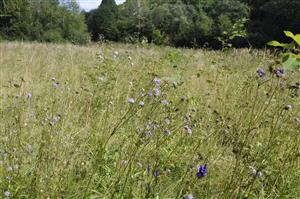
[7,166,13,172]
[128,98,135,104]
[161,100,169,105]
[27,144,32,154]
[164,130,171,136]
[4,191,10,197]
[184,193,193,199]
[184,125,192,135]
[52,82,59,89]
[257,68,266,78]
[139,101,145,107]
[153,78,161,86]
[196,165,207,178]
[153,88,159,97]
[172,81,177,88]
[53,116,60,124]
[153,169,158,177]
[276,68,284,77]
[284,104,292,110]
[26,92,32,99]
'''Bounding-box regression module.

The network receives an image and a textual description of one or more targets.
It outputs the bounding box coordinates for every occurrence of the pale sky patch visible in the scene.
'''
[77,0,125,11]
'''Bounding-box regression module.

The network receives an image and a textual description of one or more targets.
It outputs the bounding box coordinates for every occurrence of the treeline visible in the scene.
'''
[1,0,300,48]
[0,0,89,44]
[87,0,300,48]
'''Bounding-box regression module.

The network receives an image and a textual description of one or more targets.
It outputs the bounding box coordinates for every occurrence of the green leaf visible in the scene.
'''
[284,31,295,38]
[282,55,300,71]
[283,52,300,59]
[284,31,300,46]
[294,35,300,46]
[284,42,295,50]
[267,41,287,47]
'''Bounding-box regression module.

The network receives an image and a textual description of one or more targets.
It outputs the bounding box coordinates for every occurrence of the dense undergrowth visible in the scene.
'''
[0,42,299,198]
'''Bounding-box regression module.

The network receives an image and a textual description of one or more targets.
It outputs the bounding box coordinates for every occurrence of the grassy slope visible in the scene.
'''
[0,42,299,198]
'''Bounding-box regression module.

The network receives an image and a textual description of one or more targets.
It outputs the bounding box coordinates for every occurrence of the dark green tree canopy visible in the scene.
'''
[87,0,118,41]
[0,0,89,44]
[1,0,300,48]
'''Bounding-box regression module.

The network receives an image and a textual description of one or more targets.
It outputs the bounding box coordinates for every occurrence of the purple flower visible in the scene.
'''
[276,68,284,77]
[148,92,153,97]
[153,169,158,177]
[257,68,266,78]
[7,166,13,172]
[164,130,171,136]
[4,191,10,197]
[128,98,135,104]
[52,82,59,88]
[161,100,169,105]
[153,88,159,97]
[13,165,18,171]
[27,144,32,154]
[284,104,292,110]
[184,193,193,199]
[139,101,145,107]
[172,81,177,88]
[184,125,192,135]
[153,78,161,86]
[121,160,128,166]
[26,92,32,99]
[196,165,207,178]
[53,116,60,123]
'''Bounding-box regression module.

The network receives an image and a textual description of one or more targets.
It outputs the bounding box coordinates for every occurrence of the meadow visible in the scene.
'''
[0,42,299,198]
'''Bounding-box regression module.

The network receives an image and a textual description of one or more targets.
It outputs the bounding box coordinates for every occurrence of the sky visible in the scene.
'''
[76,0,126,11]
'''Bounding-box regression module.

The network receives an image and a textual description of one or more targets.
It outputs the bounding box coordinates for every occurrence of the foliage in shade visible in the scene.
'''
[0,0,89,44]
[268,31,300,71]
[86,0,119,41]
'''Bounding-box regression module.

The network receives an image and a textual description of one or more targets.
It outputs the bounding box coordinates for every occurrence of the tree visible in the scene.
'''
[245,0,300,47]
[87,0,118,41]
[116,0,153,43]
[0,0,89,43]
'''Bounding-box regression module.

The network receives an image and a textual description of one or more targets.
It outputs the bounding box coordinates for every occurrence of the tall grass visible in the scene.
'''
[0,42,299,198]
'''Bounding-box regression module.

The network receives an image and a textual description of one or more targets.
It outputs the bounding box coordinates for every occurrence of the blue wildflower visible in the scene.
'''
[53,116,60,124]
[184,193,193,199]
[153,169,158,177]
[128,98,135,104]
[285,104,292,110]
[4,191,10,197]
[153,78,161,86]
[164,130,171,136]
[52,82,59,88]
[7,166,13,172]
[139,101,145,107]
[153,88,159,97]
[27,144,32,154]
[172,81,177,88]
[257,68,266,78]
[26,92,32,99]
[161,100,169,105]
[196,165,207,178]
[184,125,192,135]
[276,68,284,77]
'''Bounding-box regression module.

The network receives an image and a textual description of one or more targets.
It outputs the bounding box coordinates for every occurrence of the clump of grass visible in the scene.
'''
[0,42,299,198]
